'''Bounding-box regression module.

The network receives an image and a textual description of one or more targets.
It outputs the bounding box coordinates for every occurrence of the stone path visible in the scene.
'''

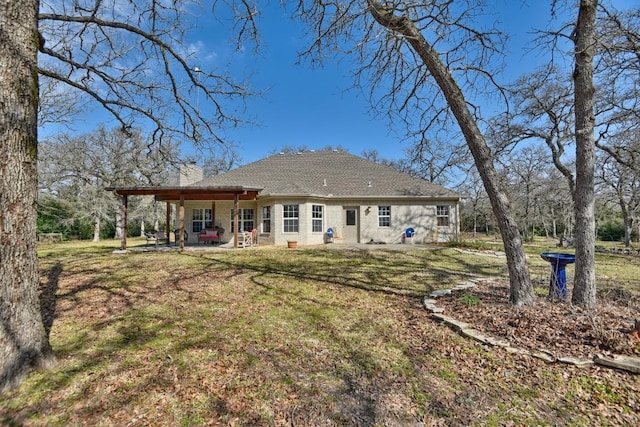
[423,277,640,374]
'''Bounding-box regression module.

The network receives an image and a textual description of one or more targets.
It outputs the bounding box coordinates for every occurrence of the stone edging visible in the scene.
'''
[423,278,640,374]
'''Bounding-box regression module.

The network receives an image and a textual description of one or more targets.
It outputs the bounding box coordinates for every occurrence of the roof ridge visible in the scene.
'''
[195,150,461,199]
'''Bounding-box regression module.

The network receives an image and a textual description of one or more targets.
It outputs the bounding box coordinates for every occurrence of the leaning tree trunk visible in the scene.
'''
[0,0,56,391]
[572,0,598,309]
[367,1,535,306]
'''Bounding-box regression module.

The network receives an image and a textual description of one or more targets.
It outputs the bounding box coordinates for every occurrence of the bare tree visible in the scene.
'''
[38,77,83,127]
[457,168,492,237]
[495,66,577,197]
[37,1,253,145]
[201,147,243,177]
[498,146,553,241]
[1,0,256,389]
[505,0,605,308]
[39,127,180,241]
[597,133,640,247]
[404,136,470,185]
[281,0,536,304]
[361,1,535,305]
[592,5,640,243]
[595,4,640,149]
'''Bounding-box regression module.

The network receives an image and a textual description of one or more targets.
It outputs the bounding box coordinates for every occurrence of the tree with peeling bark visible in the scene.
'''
[1,0,255,390]
[0,0,57,392]
[572,0,598,309]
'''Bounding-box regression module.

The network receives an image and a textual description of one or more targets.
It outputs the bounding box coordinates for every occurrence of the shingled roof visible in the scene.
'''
[192,150,461,199]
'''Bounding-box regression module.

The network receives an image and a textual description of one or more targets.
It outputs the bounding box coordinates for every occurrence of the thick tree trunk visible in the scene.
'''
[572,0,598,309]
[367,1,535,305]
[0,0,56,390]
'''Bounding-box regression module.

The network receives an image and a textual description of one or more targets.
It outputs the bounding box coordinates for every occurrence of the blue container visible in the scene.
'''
[540,252,576,299]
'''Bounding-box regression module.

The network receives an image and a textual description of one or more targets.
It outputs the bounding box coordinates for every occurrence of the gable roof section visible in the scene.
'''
[192,150,461,200]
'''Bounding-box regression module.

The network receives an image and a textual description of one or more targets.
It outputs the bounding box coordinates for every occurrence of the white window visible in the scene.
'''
[230,208,255,232]
[192,209,212,233]
[283,204,299,233]
[262,206,271,233]
[312,205,323,232]
[378,206,391,227]
[437,205,450,226]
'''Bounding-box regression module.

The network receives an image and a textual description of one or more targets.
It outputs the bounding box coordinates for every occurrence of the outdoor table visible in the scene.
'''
[540,252,576,300]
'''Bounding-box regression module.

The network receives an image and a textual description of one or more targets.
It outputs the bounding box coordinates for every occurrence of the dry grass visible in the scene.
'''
[1,239,639,426]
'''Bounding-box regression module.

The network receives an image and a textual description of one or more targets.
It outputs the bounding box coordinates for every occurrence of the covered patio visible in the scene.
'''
[107,185,262,250]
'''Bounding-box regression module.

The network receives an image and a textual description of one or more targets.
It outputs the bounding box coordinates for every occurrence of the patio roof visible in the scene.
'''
[106,185,263,251]
[106,185,263,201]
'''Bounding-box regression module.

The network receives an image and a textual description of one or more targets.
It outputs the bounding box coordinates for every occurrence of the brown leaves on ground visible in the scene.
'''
[434,279,640,360]
[3,246,640,426]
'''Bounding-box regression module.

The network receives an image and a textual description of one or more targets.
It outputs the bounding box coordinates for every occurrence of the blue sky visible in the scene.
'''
[41,1,636,167]
[185,1,562,164]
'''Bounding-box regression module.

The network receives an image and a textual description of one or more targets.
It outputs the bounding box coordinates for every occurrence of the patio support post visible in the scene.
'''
[120,195,128,250]
[233,193,239,249]
[211,201,216,226]
[179,195,185,251]
[165,202,171,245]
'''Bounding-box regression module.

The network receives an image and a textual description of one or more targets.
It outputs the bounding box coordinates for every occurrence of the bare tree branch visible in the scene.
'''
[38,1,257,148]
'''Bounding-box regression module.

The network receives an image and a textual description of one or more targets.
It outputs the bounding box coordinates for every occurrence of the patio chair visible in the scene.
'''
[238,230,253,248]
[173,229,188,246]
[145,231,169,246]
[325,228,334,243]
[402,228,415,244]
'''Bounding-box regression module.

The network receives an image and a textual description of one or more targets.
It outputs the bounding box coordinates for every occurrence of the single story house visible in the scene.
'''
[109,150,462,249]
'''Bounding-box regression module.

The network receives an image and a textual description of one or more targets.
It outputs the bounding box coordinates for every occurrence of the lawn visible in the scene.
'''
[1,239,639,425]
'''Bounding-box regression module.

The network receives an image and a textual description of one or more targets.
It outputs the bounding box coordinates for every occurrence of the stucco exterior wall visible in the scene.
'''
[177,198,459,247]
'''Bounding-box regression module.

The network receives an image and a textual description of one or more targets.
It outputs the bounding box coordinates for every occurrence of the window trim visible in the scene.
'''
[436,205,450,227]
[283,204,299,233]
[230,208,255,233]
[312,204,324,233]
[192,208,213,233]
[378,205,391,227]
[262,205,271,234]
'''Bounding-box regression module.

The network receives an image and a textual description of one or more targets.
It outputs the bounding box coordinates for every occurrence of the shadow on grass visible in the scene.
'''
[186,247,507,301]
[4,245,508,425]
[39,262,62,340]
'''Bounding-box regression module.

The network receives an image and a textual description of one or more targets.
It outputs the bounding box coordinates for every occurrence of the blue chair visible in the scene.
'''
[403,228,415,244]
[325,228,334,243]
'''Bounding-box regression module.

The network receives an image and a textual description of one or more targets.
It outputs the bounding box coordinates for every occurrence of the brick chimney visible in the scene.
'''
[179,162,203,186]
